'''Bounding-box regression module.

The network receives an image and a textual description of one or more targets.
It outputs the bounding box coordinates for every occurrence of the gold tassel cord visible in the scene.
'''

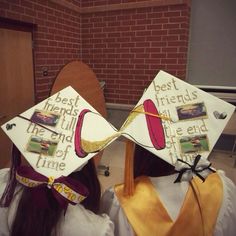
[120,104,144,132]
[131,110,172,121]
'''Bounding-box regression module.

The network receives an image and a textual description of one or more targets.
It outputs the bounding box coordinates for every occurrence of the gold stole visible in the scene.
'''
[114,173,223,236]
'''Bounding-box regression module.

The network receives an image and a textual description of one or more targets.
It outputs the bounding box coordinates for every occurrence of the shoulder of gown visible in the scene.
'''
[100,186,135,236]
[0,168,114,236]
[60,203,114,236]
[101,171,236,236]
[214,170,236,236]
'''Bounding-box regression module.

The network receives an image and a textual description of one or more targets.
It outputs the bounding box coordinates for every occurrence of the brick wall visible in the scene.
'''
[0,0,81,103]
[81,1,190,104]
[0,0,191,105]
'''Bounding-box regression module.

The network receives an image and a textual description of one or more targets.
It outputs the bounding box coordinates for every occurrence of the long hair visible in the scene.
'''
[133,145,176,178]
[0,145,21,207]
[0,145,101,236]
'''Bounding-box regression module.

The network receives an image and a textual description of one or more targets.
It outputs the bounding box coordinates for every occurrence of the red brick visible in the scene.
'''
[136,42,150,47]
[163,23,180,29]
[34,3,45,12]
[169,16,187,23]
[0,10,6,17]
[162,35,179,41]
[168,41,186,47]
[151,30,168,36]
[10,5,25,14]
[132,14,147,20]
[146,48,161,53]
[121,42,135,47]
[147,24,163,30]
[6,11,21,20]
[135,31,152,36]
[152,18,168,24]
[118,26,131,32]
[169,29,186,35]
[161,58,177,64]
[162,47,178,53]
[25,8,36,17]
[20,14,34,23]
[164,11,180,17]
[178,58,187,64]
[137,19,152,25]
[0,2,10,10]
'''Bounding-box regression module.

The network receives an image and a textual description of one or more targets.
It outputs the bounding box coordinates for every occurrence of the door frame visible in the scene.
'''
[0,16,37,103]
[0,17,37,167]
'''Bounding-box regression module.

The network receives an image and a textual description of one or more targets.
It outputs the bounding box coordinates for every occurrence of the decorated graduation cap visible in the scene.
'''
[1,86,118,208]
[120,70,235,193]
[2,72,235,200]
[122,70,235,163]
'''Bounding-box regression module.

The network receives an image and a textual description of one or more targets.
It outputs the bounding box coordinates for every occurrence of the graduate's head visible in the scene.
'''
[122,70,235,195]
[0,87,106,236]
[133,144,176,178]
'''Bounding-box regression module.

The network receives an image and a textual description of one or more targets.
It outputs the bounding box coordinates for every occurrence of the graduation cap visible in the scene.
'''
[2,73,235,199]
[120,70,235,193]
[122,70,235,164]
[1,86,118,207]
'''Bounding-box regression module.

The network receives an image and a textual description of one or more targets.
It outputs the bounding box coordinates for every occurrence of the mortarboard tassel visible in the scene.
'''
[123,139,135,196]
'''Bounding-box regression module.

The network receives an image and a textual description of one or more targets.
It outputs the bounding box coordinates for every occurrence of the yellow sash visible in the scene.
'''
[114,173,223,236]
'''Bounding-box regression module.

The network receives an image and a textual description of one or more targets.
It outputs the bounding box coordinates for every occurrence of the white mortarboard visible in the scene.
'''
[1,86,120,208]
[121,70,235,177]
[1,86,118,179]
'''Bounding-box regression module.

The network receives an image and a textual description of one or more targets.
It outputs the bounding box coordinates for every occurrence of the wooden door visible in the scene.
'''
[0,28,35,168]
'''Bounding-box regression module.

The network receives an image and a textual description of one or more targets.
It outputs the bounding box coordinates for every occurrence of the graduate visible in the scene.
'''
[0,87,115,236]
[100,71,236,236]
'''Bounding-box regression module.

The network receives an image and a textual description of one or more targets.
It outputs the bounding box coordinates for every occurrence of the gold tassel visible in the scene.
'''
[123,139,135,196]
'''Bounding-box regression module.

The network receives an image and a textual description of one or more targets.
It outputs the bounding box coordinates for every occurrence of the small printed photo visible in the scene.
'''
[179,134,209,154]
[30,109,60,127]
[26,135,58,156]
[176,102,207,121]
